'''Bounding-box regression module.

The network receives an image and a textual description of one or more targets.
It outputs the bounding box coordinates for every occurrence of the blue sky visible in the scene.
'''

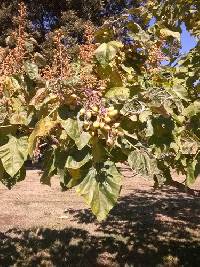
[181,23,197,53]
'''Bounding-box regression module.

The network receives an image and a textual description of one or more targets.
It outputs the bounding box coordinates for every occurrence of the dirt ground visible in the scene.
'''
[0,167,200,267]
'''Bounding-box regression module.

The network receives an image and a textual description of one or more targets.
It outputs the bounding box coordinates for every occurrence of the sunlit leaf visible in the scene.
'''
[160,28,181,41]
[0,135,28,177]
[61,118,91,150]
[95,41,122,66]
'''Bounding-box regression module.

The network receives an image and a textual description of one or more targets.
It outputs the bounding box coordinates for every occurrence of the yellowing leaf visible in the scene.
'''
[28,117,57,157]
[3,76,20,96]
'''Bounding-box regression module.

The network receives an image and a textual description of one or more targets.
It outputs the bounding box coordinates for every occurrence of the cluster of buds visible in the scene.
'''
[80,105,124,146]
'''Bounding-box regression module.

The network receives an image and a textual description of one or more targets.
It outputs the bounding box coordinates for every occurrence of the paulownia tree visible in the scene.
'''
[0,1,199,220]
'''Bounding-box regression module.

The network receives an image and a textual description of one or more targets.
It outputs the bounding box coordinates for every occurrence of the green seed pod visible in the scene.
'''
[80,108,85,115]
[92,106,98,112]
[93,121,100,128]
[104,116,111,123]
[108,110,118,117]
[99,122,105,129]
[86,111,92,119]
[107,106,115,112]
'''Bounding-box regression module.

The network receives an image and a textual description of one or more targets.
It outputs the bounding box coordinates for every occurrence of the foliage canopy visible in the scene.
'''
[0,1,199,220]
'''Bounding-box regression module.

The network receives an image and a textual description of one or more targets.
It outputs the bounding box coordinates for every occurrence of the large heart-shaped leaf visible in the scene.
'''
[0,135,28,177]
[91,137,107,163]
[76,161,122,221]
[40,148,58,185]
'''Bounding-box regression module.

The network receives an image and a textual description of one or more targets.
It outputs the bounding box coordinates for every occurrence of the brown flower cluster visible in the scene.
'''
[79,23,97,63]
[0,2,27,93]
[41,30,71,82]
[146,40,169,73]
[79,70,107,106]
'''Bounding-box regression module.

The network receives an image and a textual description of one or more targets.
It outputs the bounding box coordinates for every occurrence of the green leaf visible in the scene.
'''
[91,137,107,163]
[169,80,188,101]
[61,118,91,150]
[64,168,82,188]
[186,159,197,185]
[183,101,200,117]
[95,41,122,66]
[65,147,92,169]
[24,61,39,80]
[76,161,122,221]
[0,164,26,189]
[128,150,159,179]
[0,135,28,177]
[40,148,57,185]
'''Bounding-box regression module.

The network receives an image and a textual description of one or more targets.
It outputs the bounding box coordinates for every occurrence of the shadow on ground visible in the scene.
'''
[0,187,200,267]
